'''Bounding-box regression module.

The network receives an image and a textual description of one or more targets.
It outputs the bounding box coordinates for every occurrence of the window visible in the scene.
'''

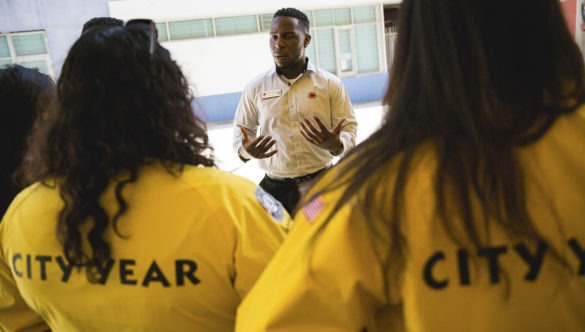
[307,5,381,76]
[12,34,47,55]
[259,13,273,32]
[353,6,377,23]
[156,22,169,41]
[152,5,383,77]
[0,32,53,77]
[315,29,337,73]
[0,36,11,67]
[19,60,49,74]
[314,9,335,26]
[215,15,257,36]
[169,19,214,39]
[338,29,353,73]
[354,24,380,73]
[314,8,352,26]
[334,8,352,25]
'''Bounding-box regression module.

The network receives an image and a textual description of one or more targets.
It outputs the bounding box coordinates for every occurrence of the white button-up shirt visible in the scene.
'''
[233,60,358,179]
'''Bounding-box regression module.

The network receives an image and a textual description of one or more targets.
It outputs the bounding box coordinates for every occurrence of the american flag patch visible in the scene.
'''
[302,196,325,223]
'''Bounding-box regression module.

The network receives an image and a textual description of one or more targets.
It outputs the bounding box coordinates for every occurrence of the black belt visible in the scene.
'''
[268,168,327,184]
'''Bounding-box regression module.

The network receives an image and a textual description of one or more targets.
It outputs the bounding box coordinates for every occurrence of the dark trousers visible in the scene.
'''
[259,176,300,215]
[259,168,327,216]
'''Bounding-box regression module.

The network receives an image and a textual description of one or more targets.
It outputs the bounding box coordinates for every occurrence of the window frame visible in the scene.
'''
[0,31,54,77]
[153,5,384,77]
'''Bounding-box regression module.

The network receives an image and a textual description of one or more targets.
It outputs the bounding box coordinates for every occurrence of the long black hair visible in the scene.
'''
[0,64,55,217]
[306,0,585,271]
[20,27,215,282]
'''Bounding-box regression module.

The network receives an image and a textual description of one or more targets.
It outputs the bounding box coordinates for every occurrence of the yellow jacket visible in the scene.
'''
[1,164,289,331]
[236,107,585,331]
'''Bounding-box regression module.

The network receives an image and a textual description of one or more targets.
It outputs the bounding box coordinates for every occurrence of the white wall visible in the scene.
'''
[0,0,111,77]
[108,0,401,21]
[108,0,399,97]
[167,34,272,96]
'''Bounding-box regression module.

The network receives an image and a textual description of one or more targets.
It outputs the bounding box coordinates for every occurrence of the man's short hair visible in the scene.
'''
[82,17,124,34]
[273,8,310,32]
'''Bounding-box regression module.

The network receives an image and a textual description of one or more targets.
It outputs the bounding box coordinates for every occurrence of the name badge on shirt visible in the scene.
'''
[262,89,282,99]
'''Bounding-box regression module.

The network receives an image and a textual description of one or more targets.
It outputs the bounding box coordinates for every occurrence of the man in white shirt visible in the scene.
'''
[233,7,358,214]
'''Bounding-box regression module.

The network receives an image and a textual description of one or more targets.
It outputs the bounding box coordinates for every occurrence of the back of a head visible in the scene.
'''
[17,26,214,283]
[0,65,54,141]
[388,0,585,143]
[322,0,585,252]
[0,64,55,216]
[383,0,585,245]
[81,17,124,34]
[23,26,213,185]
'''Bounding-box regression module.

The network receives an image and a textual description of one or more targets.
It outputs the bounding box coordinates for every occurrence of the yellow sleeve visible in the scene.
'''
[0,220,49,332]
[235,192,389,331]
[578,104,585,119]
[231,186,289,299]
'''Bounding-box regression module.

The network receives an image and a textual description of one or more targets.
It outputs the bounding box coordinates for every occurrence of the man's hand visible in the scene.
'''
[300,116,345,155]
[241,127,278,159]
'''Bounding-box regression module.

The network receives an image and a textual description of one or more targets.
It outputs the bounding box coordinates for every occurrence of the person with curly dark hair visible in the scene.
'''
[0,26,288,331]
[0,64,55,218]
[236,0,585,330]
[81,16,124,34]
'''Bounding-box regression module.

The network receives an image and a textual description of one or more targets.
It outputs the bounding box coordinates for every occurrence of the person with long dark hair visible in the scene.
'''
[0,26,287,331]
[0,64,55,218]
[236,0,585,330]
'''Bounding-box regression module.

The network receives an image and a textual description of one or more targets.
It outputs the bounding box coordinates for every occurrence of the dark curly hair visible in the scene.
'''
[274,8,310,32]
[81,16,124,34]
[20,26,215,282]
[0,64,55,217]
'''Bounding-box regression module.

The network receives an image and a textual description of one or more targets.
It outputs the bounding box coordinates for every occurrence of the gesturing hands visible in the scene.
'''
[240,127,278,159]
[300,116,345,155]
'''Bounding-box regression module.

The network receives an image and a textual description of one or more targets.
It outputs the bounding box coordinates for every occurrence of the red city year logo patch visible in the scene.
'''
[308,91,317,100]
